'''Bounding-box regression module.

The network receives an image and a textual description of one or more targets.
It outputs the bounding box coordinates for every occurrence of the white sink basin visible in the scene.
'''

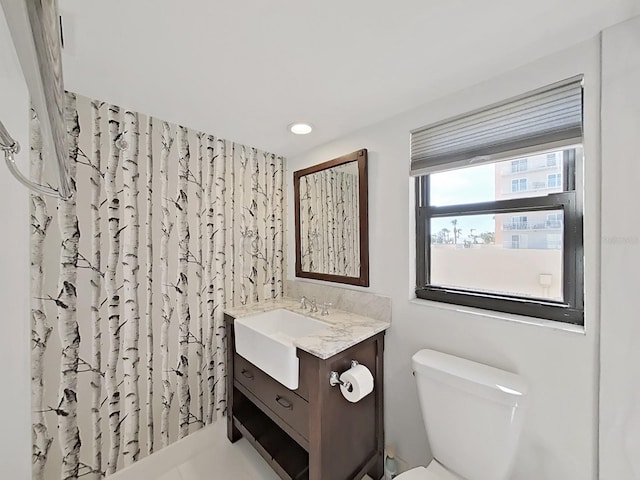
[234,309,330,389]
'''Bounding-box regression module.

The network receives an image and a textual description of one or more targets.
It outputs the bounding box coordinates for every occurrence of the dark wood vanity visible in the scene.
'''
[225,313,385,480]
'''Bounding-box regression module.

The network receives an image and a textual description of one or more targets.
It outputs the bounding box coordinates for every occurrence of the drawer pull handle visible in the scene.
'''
[241,369,254,380]
[275,395,293,410]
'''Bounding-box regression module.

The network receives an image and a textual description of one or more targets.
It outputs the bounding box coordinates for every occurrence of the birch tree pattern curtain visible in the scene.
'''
[30,92,286,480]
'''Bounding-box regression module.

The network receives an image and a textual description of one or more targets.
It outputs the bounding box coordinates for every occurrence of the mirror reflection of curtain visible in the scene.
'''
[299,166,360,276]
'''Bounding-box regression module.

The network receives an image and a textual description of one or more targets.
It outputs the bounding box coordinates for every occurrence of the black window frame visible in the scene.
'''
[415,148,584,325]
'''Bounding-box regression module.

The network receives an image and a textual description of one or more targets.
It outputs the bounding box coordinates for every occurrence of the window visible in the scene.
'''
[510,215,528,230]
[546,153,558,167]
[510,234,528,249]
[411,77,584,324]
[511,158,528,173]
[546,212,563,229]
[548,173,562,188]
[511,178,528,192]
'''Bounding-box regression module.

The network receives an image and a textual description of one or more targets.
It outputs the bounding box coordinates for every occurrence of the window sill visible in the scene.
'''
[409,297,586,335]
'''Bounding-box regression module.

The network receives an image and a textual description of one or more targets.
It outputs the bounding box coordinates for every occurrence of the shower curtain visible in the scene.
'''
[30,92,286,480]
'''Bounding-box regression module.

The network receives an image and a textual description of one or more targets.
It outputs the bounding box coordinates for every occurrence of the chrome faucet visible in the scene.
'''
[309,298,318,313]
[300,296,308,309]
[321,301,333,316]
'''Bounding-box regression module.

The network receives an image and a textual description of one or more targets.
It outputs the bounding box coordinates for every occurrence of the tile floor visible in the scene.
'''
[156,420,374,480]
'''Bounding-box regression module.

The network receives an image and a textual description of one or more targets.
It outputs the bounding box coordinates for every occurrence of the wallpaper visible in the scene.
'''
[30,92,286,480]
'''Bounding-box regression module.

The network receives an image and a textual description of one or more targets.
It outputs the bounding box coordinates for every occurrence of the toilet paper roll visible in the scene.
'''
[339,364,374,403]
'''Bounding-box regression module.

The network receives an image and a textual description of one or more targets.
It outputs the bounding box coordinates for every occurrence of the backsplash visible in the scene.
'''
[286,280,391,323]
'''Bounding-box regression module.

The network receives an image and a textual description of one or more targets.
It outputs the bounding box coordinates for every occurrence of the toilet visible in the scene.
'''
[396,349,528,480]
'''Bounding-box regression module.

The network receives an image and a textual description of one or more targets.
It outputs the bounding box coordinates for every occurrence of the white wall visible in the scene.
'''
[0,6,33,479]
[599,15,640,480]
[287,38,602,479]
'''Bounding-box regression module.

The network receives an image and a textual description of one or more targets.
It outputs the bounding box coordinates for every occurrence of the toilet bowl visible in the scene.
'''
[395,349,528,480]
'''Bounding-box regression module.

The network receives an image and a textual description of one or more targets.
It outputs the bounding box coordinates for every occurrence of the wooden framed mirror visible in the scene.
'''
[294,149,369,287]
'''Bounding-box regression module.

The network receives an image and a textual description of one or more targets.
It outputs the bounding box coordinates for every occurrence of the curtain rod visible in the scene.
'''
[0,0,72,200]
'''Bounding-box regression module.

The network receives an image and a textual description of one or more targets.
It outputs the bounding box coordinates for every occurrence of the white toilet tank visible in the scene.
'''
[412,349,528,480]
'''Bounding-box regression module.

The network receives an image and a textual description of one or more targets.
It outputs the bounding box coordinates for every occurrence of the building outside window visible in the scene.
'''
[548,173,562,188]
[547,212,563,229]
[511,178,528,192]
[511,158,528,173]
[511,234,528,249]
[547,233,563,249]
[510,215,528,230]
[411,77,584,324]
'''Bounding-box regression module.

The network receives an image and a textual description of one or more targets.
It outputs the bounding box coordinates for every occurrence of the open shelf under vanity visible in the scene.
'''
[233,389,310,480]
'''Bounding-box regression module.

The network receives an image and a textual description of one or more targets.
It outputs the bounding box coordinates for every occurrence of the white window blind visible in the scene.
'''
[410,77,583,176]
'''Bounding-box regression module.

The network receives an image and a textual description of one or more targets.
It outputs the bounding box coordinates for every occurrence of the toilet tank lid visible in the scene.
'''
[412,349,528,400]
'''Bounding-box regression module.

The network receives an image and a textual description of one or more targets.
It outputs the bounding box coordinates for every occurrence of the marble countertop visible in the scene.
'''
[224,298,390,359]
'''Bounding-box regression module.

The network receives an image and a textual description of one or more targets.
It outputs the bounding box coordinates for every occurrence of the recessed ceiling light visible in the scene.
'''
[288,123,313,135]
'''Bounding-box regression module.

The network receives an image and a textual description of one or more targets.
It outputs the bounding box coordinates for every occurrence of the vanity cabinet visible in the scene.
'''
[225,313,385,480]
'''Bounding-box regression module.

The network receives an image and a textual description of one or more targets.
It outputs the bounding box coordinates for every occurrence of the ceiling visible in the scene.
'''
[59,0,640,158]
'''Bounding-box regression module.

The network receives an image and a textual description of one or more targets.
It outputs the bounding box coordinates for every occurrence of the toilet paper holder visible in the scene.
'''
[329,360,360,392]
